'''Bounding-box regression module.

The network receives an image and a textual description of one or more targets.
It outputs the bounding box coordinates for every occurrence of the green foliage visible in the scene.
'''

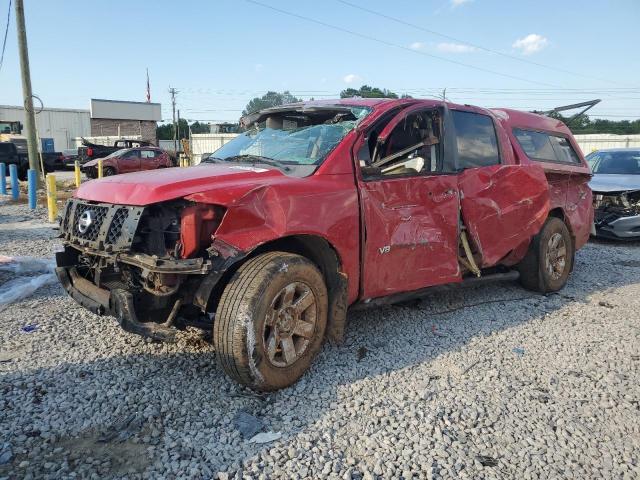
[156,120,210,140]
[551,112,640,135]
[340,85,400,99]
[242,91,302,116]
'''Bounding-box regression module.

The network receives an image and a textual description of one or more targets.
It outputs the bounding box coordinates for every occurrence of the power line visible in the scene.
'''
[0,0,12,74]
[336,0,633,88]
[243,0,562,88]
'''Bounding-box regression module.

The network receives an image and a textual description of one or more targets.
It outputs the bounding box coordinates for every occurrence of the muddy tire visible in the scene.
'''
[517,217,574,293]
[214,252,328,391]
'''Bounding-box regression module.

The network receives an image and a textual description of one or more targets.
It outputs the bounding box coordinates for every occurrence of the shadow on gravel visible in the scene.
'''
[1,242,640,477]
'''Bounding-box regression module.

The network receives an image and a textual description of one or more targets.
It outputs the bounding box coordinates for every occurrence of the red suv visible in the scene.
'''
[82,147,172,178]
[56,99,593,390]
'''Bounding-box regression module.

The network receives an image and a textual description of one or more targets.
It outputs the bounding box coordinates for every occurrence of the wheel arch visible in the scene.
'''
[204,234,349,344]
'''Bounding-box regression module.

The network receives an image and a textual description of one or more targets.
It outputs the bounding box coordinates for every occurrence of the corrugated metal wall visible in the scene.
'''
[0,105,91,151]
[190,133,239,163]
[573,134,640,155]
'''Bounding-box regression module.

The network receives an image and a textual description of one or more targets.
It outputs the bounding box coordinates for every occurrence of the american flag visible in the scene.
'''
[146,69,151,102]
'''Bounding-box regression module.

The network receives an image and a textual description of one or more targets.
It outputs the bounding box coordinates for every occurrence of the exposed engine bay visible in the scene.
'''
[592,190,640,239]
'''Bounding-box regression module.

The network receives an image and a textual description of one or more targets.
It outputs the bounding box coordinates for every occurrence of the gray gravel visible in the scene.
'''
[1,199,639,479]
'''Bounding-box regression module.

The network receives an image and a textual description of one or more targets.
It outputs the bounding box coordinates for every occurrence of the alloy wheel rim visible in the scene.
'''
[545,232,567,280]
[263,281,317,368]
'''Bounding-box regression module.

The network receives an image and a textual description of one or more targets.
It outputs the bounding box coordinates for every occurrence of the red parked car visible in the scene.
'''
[82,147,173,178]
[56,98,593,390]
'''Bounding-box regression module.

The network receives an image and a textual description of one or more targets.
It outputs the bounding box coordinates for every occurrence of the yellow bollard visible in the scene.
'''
[98,159,103,178]
[74,160,81,187]
[46,174,57,223]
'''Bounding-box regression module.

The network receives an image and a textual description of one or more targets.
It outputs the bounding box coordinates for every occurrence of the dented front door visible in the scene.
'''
[360,175,461,299]
[458,164,550,267]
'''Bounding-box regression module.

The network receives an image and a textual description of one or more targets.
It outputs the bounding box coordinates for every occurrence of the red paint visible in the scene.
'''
[82,147,172,175]
[74,99,593,305]
[459,164,550,267]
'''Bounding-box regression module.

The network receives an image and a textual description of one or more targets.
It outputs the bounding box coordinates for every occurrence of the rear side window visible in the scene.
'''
[451,110,500,168]
[513,129,580,164]
[141,150,157,158]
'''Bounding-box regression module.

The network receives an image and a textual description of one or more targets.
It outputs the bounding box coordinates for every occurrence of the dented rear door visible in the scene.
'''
[458,164,550,267]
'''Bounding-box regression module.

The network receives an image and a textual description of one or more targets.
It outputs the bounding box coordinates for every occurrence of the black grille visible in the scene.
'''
[61,199,144,251]
[74,204,108,241]
[106,208,129,245]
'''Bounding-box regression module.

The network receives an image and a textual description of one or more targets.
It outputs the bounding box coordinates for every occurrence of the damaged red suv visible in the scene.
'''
[56,99,593,390]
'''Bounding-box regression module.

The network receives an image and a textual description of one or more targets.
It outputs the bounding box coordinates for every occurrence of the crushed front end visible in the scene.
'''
[56,198,229,341]
[592,190,640,240]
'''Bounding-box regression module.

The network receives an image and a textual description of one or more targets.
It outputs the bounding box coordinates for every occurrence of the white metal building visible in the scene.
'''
[573,134,640,154]
[0,104,90,151]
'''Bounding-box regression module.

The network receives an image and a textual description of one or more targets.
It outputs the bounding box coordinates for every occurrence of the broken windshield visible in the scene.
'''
[203,106,371,175]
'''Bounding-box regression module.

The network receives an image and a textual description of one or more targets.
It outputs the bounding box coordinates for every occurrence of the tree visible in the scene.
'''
[549,112,640,135]
[156,119,211,140]
[242,91,302,116]
[339,85,400,99]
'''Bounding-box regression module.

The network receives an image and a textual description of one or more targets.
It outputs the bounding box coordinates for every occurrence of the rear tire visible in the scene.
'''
[214,252,328,391]
[518,217,574,293]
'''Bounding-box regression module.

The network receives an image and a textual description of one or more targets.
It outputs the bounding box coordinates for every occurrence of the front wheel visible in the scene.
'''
[103,166,116,176]
[517,217,574,293]
[214,252,328,391]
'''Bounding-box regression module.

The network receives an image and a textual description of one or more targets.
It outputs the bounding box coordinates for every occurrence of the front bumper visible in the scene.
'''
[594,212,640,240]
[56,264,178,342]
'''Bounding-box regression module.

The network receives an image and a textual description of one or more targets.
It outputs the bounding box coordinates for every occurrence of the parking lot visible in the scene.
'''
[0,199,638,479]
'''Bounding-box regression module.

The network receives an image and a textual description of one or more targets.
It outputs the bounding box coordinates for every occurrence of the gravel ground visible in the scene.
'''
[1,199,639,480]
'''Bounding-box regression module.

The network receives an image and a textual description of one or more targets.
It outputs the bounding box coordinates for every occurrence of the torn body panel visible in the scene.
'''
[458,164,550,267]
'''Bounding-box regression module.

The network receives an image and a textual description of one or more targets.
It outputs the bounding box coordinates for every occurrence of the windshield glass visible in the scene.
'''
[203,106,371,175]
[587,151,640,174]
[106,148,129,159]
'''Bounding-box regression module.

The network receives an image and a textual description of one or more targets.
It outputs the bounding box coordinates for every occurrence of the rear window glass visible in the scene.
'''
[513,129,580,164]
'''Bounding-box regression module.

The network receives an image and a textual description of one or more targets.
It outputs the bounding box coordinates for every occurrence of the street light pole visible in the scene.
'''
[14,0,40,184]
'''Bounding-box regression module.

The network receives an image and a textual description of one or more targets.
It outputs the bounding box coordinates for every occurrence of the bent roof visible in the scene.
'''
[242,98,572,135]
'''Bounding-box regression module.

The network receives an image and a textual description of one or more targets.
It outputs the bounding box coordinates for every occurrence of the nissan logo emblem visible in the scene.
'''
[77,210,94,234]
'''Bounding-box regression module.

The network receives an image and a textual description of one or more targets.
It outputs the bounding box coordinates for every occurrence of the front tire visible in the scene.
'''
[214,252,328,391]
[518,217,574,293]
[104,166,116,176]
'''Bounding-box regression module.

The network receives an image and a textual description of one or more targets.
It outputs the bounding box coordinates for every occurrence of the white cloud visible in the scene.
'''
[343,73,362,84]
[451,0,473,7]
[512,34,549,55]
[436,42,476,53]
[409,41,427,51]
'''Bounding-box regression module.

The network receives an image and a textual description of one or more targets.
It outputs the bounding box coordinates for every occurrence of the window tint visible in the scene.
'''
[451,111,500,168]
[513,129,580,164]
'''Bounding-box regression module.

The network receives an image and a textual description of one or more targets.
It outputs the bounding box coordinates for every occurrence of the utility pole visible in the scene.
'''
[169,87,178,154]
[14,0,40,184]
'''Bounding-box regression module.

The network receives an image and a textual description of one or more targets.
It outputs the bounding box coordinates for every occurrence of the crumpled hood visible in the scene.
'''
[75,164,285,206]
[589,174,640,193]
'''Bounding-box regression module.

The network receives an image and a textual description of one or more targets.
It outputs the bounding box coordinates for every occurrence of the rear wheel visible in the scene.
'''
[214,252,328,391]
[518,217,574,293]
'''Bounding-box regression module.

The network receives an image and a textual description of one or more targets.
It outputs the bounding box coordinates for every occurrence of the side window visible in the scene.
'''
[123,150,140,159]
[513,129,580,164]
[362,109,442,177]
[140,150,156,158]
[451,110,500,168]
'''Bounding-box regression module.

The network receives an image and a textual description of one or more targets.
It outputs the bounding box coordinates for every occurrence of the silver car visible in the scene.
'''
[587,148,640,240]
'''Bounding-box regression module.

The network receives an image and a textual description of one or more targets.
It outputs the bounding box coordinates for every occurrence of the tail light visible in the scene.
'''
[87,148,93,157]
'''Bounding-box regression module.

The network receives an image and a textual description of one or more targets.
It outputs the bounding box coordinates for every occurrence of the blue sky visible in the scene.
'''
[0,0,638,123]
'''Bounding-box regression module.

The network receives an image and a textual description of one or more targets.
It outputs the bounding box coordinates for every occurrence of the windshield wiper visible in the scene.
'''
[224,154,292,172]
[201,156,224,163]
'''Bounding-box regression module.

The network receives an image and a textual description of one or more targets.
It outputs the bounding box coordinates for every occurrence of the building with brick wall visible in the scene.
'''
[89,99,161,145]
